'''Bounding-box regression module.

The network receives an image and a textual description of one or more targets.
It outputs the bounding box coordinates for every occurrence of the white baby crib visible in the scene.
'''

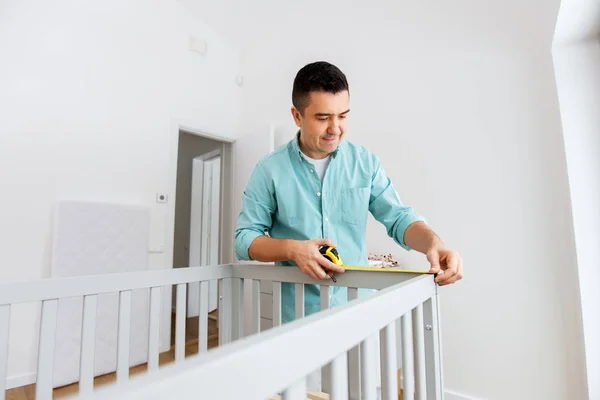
[0,263,444,400]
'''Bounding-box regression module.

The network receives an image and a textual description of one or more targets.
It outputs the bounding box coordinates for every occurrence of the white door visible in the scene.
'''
[188,154,221,316]
[201,156,221,311]
[232,124,275,335]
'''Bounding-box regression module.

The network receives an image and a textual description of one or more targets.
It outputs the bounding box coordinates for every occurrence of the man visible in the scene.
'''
[235,61,463,323]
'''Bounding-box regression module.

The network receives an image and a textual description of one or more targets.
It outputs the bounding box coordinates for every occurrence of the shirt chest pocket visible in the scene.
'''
[340,187,370,225]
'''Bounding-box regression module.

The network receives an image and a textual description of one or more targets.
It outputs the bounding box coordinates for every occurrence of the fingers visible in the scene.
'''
[314,237,336,248]
[437,252,463,286]
[301,265,322,280]
[310,263,328,280]
[298,260,328,280]
[427,249,441,274]
[317,256,345,273]
[301,261,337,281]
[443,257,463,285]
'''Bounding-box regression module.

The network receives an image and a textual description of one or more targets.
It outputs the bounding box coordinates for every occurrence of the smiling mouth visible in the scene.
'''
[322,136,338,142]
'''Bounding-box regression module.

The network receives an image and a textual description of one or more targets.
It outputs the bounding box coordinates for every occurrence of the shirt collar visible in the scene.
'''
[290,130,341,161]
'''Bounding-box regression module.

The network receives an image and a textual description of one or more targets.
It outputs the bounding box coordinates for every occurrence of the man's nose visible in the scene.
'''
[328,119,341,135]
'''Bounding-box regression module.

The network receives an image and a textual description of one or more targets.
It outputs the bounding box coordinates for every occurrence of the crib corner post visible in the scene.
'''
[423,292,444,400]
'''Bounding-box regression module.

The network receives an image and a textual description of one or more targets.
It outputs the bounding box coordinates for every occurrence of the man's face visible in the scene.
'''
[291,90,349,159]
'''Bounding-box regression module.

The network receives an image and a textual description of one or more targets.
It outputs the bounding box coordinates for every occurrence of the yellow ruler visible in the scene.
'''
[318,246,434,276]
[341,265,433,274]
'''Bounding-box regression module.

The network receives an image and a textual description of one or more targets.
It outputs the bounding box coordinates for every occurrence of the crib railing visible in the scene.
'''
[0,263,444,400]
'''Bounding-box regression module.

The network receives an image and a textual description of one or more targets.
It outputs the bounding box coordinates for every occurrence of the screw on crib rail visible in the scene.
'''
[425,324,433,331]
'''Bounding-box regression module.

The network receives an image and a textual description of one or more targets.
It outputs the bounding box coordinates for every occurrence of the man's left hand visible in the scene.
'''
[426,246,463,286]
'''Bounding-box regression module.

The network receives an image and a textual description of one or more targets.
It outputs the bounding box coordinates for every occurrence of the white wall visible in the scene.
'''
[0,0,242,386]
[552,38,600,400]
[187,1,586,399]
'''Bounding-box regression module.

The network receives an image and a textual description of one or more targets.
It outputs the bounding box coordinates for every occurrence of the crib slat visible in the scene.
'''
[319,284,330,310]
[272,281,282,327]
[402,313,415,399]
[320,285,332,393]
[380,321,398,400]
[412,304,426,400]
[347,287,360,399]
[217,278,231,345]
[117,290,132,382]
[0,305,10,400]
[80,294,98,394]
[360,334,378,400]
[199,281,209,353]
[220,278,233,344]
[176,283,187,362]
[36,298,58,400]
[283,378,306,400]
[231,278,243,340]
[295,283,304,319]
[330,351,348,400]
[424,295,443,400]
[148,286,161,371]
[252,279,261,334]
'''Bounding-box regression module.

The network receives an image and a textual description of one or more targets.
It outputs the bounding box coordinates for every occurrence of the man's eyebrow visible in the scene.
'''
[314,109,350,117]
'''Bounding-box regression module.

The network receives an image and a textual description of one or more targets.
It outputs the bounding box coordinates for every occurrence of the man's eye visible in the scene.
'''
[317,117,328,121]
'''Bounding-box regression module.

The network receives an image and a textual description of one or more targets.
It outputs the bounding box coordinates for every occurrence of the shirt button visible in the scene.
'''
[310,169,313,173]
[317,192,321,196]
[325,217,329,222]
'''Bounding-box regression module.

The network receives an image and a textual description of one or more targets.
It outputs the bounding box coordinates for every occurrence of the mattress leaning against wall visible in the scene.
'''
[50,201,150,388]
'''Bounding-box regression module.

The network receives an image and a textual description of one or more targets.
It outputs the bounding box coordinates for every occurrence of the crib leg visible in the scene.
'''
[423,295,443,400]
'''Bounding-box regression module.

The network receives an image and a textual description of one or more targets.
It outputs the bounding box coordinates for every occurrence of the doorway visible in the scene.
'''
[171,130,232,317]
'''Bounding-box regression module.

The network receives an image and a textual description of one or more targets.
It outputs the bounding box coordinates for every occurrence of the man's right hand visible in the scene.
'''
[289,238,345,280]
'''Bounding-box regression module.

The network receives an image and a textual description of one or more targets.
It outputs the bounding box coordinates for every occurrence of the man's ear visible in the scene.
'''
[291,106,302,127]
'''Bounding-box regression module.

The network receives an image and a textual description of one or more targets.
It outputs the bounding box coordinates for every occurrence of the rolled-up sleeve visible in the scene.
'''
[368,154,427,250]
[234,162,276,260]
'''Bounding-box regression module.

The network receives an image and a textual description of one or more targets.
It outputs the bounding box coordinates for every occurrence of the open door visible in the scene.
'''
[200,156,221,312]
[188,151,221,317]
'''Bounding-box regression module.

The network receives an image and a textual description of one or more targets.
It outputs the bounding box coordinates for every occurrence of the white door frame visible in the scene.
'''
[163,119,274,346]
[165,119,234,272]
[162,119,234,349]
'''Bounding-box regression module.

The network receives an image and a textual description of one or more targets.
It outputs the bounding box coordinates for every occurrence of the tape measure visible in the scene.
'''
[319,245,433,275]
[319,245,343,266]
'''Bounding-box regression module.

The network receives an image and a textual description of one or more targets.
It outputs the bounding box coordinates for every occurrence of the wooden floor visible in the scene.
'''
[5,310,406,400]
[5,311,219,400]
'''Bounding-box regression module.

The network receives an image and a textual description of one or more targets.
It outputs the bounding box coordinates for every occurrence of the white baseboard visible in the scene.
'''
[445,389,481,400]
[7,372,36,389]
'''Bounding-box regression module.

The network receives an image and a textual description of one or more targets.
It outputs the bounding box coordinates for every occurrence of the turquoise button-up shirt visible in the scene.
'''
[235,133,426,323]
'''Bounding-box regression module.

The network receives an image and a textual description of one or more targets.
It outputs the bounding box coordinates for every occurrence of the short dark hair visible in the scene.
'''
[292,61,349,114]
